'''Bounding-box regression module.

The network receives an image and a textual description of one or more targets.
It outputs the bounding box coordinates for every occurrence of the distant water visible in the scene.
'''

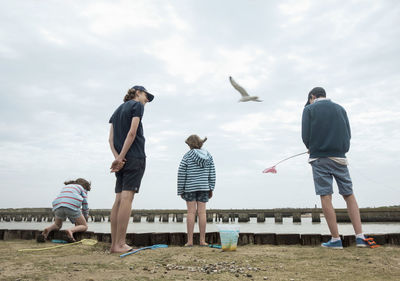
[1,217,399,235]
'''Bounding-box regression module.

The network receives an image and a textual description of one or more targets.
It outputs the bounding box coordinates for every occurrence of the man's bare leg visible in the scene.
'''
[320,195,339,238]
[343,194,363,235]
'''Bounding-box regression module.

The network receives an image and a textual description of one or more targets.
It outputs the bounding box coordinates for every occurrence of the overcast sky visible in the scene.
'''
[1,0,399,210]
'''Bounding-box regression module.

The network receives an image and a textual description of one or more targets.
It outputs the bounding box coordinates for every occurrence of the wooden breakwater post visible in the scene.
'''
[257,213,266,222]
[161,214,169,222]
[175,213,184,222]
[146,214,155,222]
[132,214,141,222]
[274,213,283,223]
[292,212,301,223]
[312,211,321,223]
[238,213,250,222]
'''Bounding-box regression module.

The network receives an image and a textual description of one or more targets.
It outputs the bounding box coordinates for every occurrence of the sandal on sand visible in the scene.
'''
[183,244,193,247]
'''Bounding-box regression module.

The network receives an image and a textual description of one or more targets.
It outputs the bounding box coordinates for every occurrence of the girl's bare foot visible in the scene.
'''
[110,244,134,253]
[42,228,50,239]
[65,230,76,242]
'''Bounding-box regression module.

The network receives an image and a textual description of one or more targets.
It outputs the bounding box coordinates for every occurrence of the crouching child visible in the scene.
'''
[38,178,91,242]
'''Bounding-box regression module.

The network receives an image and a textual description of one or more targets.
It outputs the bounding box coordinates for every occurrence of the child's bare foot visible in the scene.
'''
[110,244,134,253]
[36,233,46,243]
[199,242,209,247]
[65,230,76,243]
[42,228,50,239]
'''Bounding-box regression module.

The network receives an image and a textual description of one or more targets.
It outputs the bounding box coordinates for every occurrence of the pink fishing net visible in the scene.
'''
[262,166,277,174]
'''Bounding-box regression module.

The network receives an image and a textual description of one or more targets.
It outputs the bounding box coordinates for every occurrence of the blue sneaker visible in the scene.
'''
[356,237,368,248]
[321,239,343,249]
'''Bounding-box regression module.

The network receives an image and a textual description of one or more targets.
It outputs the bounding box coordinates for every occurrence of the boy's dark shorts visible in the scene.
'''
[115,157,146,193]
[181,191,210,203]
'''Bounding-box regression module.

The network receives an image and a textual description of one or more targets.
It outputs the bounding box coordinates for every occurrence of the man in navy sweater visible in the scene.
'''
[302,87,368,249]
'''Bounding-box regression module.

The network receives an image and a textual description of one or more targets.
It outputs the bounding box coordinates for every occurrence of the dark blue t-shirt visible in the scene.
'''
[109,100,146,159]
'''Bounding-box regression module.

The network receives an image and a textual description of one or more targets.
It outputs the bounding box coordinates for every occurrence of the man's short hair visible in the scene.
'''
[309,87,326,99]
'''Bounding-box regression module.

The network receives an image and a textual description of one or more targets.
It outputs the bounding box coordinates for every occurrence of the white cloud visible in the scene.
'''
[1,0,399,209]
[81,1,162,36]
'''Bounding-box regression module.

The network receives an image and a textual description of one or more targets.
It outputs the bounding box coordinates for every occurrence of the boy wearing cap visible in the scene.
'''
[108,85,154,253]
[302,87,368,249]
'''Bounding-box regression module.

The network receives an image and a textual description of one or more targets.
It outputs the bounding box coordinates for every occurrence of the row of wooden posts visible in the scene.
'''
[1,229,400,247]
[1,208,400,223]
[0,212,321,223]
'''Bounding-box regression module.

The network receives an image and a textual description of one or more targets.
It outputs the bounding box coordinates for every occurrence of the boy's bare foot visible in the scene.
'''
[65,230,76,242]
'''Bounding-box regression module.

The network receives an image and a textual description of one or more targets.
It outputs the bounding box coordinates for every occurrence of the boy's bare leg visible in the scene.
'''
[43,218,63,239]
[65,215,88,242]
[197,202,207,246]
[343,194,363,234]
[111,190,135,253]
[110,193,121,251]
[186,201,197,246]
[320,195,340,238]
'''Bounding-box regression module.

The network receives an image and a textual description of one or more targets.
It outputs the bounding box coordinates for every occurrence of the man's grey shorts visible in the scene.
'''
[54,207,82,223]
[310,158,353,196]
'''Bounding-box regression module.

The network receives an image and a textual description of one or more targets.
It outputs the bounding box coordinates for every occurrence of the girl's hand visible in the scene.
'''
[110,157,126,173]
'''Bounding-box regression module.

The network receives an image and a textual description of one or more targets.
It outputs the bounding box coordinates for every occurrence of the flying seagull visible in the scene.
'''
[229,76,262,102]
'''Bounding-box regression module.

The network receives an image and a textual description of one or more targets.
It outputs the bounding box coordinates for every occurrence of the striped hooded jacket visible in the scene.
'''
[177,149,216,195]
[52,184,89,218]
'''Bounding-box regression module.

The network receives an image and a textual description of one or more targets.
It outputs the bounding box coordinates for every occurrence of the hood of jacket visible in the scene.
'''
[187,149,212,168]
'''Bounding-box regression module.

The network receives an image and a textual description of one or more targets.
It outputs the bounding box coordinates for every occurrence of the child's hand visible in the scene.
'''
[209,190,213,199]
[110,157,126,173]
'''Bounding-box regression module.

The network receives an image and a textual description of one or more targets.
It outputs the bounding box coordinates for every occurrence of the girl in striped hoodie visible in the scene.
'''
[38,178,91,242]
[178,135,216,247]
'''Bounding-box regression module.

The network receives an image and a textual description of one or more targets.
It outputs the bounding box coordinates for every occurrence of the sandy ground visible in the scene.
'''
[1,240,399,281]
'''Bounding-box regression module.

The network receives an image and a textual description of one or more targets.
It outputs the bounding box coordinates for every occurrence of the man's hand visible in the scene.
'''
[110,157,126,173]
[209,190,213,199]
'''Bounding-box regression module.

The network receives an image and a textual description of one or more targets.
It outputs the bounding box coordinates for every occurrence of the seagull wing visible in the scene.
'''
[229,76,249,97]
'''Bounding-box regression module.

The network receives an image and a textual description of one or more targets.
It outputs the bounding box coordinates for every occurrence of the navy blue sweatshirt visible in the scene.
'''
[301,99,351,158]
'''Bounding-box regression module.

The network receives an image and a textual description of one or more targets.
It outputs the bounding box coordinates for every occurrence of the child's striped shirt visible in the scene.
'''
[52,184,89,218]
[177,149,216,195]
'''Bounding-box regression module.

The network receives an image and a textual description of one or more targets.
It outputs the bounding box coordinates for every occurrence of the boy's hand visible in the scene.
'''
[209,190,213,199]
